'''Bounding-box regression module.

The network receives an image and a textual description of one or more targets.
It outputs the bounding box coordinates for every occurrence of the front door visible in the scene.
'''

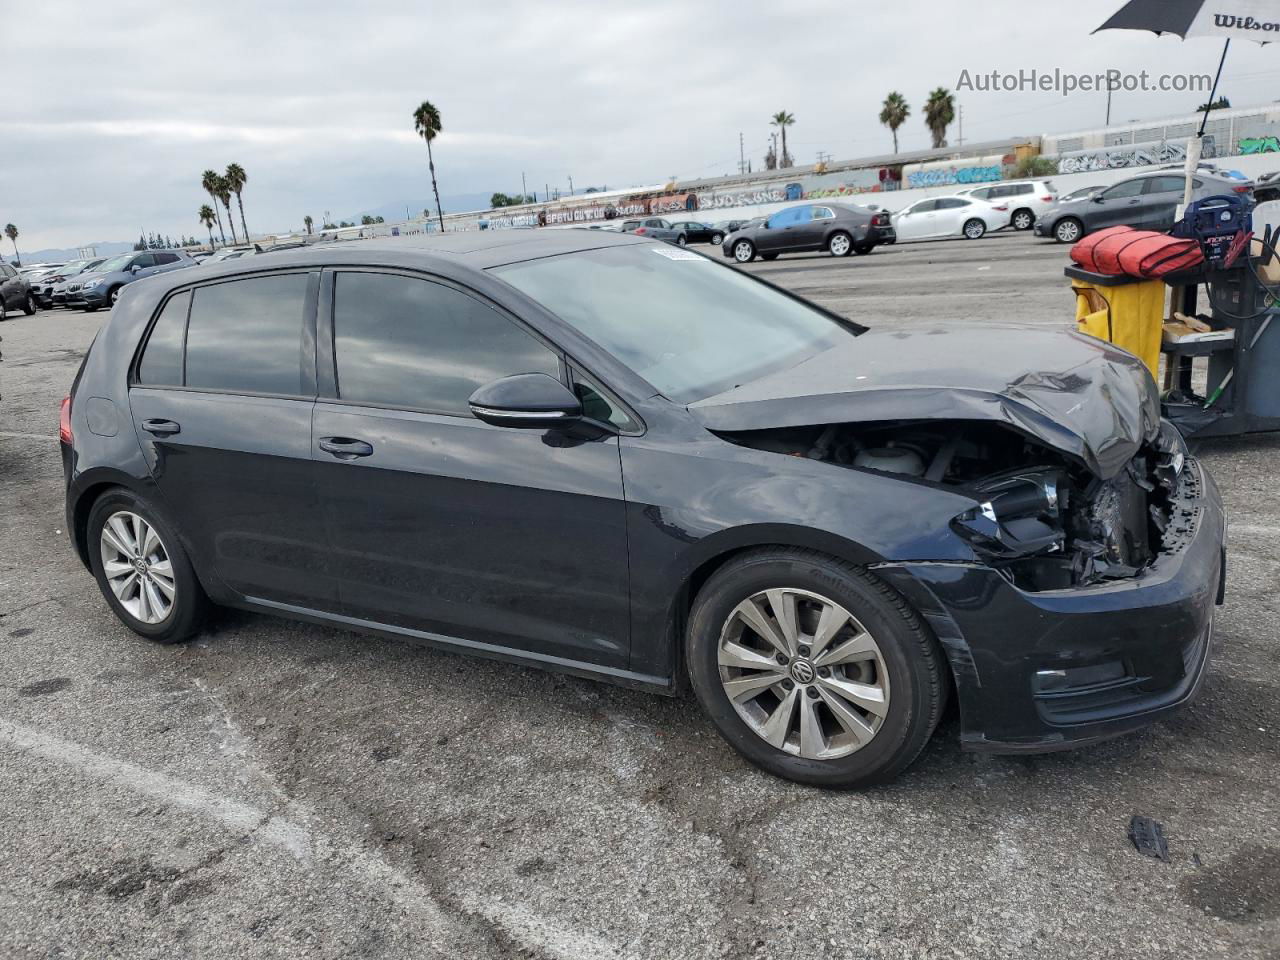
[128,271,336,610]
[1091,179,1147,230]
[894,199,938,241]
[312,268,632,668]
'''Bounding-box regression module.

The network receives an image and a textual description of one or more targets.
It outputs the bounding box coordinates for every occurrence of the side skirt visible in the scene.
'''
[238,596,677,696]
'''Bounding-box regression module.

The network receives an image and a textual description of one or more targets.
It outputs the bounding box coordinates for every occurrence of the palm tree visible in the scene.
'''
[198,205,217,248]
[412,100,445,232]
[879,92,911,154]
[303,215,313,235]
[3,223,19,264]
[224,163,249,241]
[214,175,238,244]
[923,88,956,149]
[200,170,227,245]
[770,111,795,167]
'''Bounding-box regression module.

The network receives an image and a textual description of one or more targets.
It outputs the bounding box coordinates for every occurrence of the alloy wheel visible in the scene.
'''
[1056,219,1082,243]
[734,241,754,263]
[829,233,851,257]
[1013,211,1033,230]
[963,219,986,240]
[677,235,687,246]
[711,233,723,245]
[717,588,890,760]
[99,510,176,624]
[110,287,121,305]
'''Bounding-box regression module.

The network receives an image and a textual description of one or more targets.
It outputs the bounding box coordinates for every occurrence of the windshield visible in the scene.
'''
[493,243,857,403]
[95,254,133,272]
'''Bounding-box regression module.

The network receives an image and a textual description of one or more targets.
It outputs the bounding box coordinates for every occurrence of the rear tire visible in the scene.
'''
[1011,208,1034,231]
[852,242,874,256]
[677,235,688,246]
[23,293,36,315]
[828,231,853,257]
[761,252,779,261]
[87,489,208,644]
[962,218,987,240]
[687,548,946,788]
[710,233,724,245]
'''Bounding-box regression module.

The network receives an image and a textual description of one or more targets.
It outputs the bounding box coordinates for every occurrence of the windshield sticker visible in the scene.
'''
[650,246,707,261]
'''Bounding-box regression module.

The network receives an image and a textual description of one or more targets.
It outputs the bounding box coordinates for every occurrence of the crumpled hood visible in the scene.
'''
[689,326,1161,480]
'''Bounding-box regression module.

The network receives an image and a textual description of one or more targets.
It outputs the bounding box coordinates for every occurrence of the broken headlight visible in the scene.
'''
[951,469,1067,558]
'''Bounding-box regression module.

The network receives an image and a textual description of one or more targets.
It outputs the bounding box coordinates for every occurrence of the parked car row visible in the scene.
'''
[722,203,896,262]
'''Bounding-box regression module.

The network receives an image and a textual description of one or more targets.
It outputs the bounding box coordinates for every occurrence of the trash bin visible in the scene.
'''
[1065,265,1165,378]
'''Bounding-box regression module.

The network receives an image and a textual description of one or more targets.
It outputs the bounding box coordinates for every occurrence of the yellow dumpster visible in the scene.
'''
[1067,267,1165,378]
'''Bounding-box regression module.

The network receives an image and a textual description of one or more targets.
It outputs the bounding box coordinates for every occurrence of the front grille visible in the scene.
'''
[67,284,81,293]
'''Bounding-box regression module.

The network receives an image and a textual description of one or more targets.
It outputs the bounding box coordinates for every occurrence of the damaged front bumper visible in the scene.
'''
[877,456,1225,753]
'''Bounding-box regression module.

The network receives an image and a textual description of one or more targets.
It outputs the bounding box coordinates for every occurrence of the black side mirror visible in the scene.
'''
[1092,195,1106,203]
[468,373,582,429]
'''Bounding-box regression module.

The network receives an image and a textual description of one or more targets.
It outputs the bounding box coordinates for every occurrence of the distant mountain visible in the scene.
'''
[7,240,136,265]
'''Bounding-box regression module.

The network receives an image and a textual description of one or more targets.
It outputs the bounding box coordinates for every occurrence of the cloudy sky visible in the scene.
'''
[8,0,1280,253]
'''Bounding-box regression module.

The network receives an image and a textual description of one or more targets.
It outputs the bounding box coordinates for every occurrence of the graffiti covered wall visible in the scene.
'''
[1240,135,1280,154]
[1055,137,1216,174]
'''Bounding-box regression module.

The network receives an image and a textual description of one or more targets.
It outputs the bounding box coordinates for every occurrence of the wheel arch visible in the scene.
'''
[658,524,894,689]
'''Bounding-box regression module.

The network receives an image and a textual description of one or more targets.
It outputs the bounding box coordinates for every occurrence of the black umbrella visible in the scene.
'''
[1095,0,1278,201]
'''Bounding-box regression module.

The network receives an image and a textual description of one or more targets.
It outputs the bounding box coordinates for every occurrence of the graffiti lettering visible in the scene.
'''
[905,165,1001,188]
[1240,136,1280,154]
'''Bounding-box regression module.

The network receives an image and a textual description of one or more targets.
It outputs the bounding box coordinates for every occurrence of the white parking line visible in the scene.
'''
[0,718,312,860]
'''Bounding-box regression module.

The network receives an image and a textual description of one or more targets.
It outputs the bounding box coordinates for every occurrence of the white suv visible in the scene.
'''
[956,180,1058,231]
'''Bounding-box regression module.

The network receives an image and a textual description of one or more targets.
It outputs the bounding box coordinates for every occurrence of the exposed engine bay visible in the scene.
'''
[718,419,1189,591]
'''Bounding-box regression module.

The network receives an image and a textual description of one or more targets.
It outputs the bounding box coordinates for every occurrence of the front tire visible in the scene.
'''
[108,286,122,306]
[88,490,208,644]
[687,548,946,788]
[1011,209,1034,231]
[733,240,756,263]
[710,232,724,245]
[962,218,987,240]
[827,231,853,257]
[1054,218,1083,244]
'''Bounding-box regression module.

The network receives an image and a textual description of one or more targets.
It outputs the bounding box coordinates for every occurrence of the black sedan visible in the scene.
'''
[722,202,895,262]
[668,221,727,245]
[61,230,1223,788]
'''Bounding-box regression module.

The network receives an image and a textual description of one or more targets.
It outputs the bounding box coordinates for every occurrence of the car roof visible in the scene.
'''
[151,229,654,283]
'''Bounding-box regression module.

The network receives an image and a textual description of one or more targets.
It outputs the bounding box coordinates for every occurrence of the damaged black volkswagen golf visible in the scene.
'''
[61,230,1225,788]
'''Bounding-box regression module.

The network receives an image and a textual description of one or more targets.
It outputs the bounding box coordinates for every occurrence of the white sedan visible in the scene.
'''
[889,195,1012,242]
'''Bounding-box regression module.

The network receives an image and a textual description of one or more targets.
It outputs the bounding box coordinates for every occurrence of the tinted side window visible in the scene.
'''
[154,253,179,265]
[133,254,157,268]
[185,274,309,395]
[137,291,190,385]
[332,271,561,415]
[1011,184,1034,196]
[937,198,968,209]
[1144,176,1185,194]
[1103,180,1146,200]
[911,200,937,213]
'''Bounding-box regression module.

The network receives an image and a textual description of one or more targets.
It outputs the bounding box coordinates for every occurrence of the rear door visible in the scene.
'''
[0,263,19,310]
[128,270,336,609]
[1141,175,1189,231]
[312,268,632,668]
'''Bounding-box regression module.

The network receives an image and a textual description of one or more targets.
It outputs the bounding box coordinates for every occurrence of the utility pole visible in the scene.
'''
[522,171,528,203]
[956,105,964,147]
[568,174,574,196]
[1106,85,1113,126]
[816,150,832,166]
[738,132,746,174]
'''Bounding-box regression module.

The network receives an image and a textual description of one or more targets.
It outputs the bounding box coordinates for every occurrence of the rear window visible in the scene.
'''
[184,274,309,396]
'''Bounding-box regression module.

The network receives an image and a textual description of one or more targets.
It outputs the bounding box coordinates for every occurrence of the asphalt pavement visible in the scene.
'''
[1,232,1277,960]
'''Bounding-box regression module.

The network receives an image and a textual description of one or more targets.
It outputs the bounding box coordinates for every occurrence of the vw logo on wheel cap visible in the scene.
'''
[790,659,815,684]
